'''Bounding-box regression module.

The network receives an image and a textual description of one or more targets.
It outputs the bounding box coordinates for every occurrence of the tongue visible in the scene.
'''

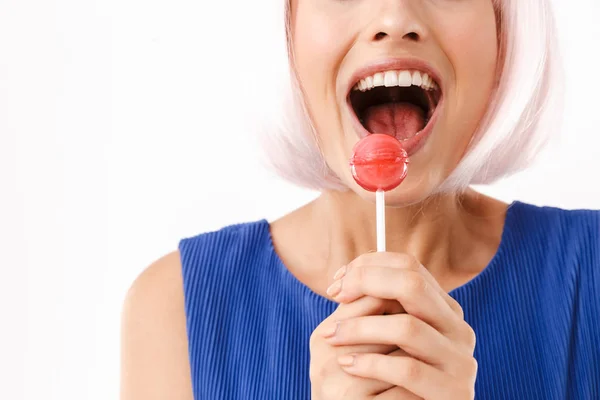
[363,102,425,140]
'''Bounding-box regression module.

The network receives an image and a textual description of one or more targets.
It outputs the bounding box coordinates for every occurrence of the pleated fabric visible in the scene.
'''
[179,201,600,399]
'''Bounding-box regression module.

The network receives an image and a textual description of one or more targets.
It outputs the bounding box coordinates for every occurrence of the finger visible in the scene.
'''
[335,296,405,319]
[333,266,460,334]
[346,253,465,318]
[325,314,464,368]
[312,297,399,361]
[338,353,473,400]
[314,296,403,338]
[375,386,422,400]
[316,367,388,400]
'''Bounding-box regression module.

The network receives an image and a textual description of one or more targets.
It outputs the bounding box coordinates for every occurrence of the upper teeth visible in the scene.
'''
[353,70,438,92]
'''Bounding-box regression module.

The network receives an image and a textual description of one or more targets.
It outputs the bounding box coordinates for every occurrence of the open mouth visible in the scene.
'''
[347,70,442,144]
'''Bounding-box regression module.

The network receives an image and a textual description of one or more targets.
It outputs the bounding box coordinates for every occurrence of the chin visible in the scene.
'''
[344,169,443,208]
[335,131,448,207]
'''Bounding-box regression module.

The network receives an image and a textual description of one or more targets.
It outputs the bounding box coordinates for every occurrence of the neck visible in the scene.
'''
[271,188,508,295]
[314,190,465,271]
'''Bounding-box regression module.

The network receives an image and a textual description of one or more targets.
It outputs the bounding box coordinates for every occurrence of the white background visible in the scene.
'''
[1,0,598,399]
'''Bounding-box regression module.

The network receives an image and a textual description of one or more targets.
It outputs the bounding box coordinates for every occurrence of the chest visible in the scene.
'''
[190,304,598,400]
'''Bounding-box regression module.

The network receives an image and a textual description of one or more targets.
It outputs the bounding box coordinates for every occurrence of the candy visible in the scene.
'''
[349,134,409,192]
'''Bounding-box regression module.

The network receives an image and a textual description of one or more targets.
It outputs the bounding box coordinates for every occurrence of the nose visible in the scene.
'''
[367,1,426,44]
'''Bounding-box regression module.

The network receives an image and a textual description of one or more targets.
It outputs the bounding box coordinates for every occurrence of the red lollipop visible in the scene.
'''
[349,134,409,192]
[349,134,409,252]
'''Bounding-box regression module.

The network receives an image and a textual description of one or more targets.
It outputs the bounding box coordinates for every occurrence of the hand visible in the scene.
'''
[310,295,408,399]
[323,252,478,400]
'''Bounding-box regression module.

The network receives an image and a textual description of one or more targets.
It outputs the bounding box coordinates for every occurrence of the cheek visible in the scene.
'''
[433,10,498,162]
[441,12,498,109]
[295,16,335,61]
[427,8,497,171]
[293,7,344,92]
[292,5,353,158]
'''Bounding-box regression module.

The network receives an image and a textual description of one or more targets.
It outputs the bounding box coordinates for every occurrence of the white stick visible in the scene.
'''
[376,189,386,252]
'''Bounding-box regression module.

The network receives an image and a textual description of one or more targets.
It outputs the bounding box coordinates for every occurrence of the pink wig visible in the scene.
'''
[258,0,565,193]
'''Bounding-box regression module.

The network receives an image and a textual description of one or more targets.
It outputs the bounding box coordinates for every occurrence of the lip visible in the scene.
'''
[346,91,444,157]
[345,57,444,96]
[344,57,445,156]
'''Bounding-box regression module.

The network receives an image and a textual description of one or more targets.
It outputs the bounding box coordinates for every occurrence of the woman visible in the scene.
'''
[121,0,600,399]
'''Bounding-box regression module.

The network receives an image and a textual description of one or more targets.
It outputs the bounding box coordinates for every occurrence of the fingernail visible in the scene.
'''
[337,354,355,367]
[333,265,347,280]
[322,321,339,338]
[326,279,343,297]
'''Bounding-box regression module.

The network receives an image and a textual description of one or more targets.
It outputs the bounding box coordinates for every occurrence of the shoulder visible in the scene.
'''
[177,219,275,328]
[123,251,184,318]
[178,219,271,280]
[513,201,600,245]
[513,201,600,225]
[178,219,269,253]
[512,201,600,280]
[121,250,193,399]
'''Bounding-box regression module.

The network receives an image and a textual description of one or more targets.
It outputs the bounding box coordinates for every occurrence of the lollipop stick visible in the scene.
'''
[376,189,386,252]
